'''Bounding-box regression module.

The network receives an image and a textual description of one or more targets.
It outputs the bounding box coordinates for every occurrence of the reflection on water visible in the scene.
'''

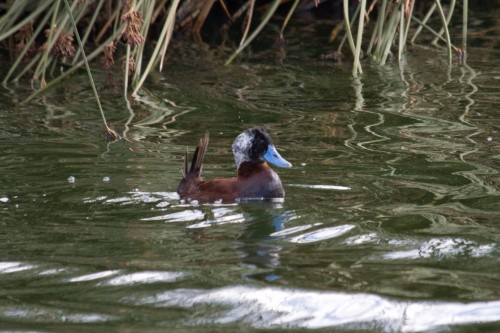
[1,9,500,331]
[127,285,500,331]
[382,237,495,260]
[288,224,355,243]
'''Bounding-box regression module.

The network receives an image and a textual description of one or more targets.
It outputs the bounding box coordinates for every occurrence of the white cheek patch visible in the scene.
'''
[232,131,253,168]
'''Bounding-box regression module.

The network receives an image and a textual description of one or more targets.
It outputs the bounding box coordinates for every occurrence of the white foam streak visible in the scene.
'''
[289,224,355,243]
[130,286,500,331]
[103,271,185,286]
[142,209,205,222]
[289,184,351,190]
[0,262,35,274]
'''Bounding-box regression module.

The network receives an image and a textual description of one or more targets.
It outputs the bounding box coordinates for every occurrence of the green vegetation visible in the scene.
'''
[0,0,468,87]
[0,0,468,139]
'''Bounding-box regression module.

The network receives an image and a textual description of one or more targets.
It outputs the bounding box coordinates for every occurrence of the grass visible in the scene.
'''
[0,0,468,137]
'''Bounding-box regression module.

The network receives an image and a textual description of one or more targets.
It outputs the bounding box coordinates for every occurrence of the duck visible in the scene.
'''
[178,126,292,203]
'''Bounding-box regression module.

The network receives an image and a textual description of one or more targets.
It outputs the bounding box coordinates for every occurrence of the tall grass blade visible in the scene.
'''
[402,0,415,44]
[125,45,131,96]
[367,1,383,55]
[0,1,51,42]
[24,29,123,103]
[37,0,61,88]
[159,0,180,72]
[0,0,29,35]
[412,17,448,45]
[398,2,404,64]
[95,5,121,44]
[33,0,82,85]
[432,0,455,46]
[373,0,389,59]
[342,0,357,65]
[62,0,120,141]
[240,0,255,46]
[280,0,300,39]
[133,0,156,86]
[380,6,400,66]
[14,53,42,84]
[3,8,52,84]
[72,0,105,64]
[435,0,452,64]
[193,0,216,33]
[353,0,367,76]
[462,0,468,63]
[411,2,436,43]
[225,0,281,65]
[133,0,180,96]
[338,3,360,53]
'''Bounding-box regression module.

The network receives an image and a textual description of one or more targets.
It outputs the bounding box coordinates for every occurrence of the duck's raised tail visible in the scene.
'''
[183,132,209,178]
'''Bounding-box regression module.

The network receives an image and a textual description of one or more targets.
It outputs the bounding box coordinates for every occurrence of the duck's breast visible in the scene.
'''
[237,168,285,199]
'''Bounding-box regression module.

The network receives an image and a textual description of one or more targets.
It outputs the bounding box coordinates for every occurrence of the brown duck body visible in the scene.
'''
[177,127,291,203]
[179,161,285,202]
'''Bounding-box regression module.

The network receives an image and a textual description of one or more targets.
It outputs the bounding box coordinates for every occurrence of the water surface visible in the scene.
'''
[0,11,499,333]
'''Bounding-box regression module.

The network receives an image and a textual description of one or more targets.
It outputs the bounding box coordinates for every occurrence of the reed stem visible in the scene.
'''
[353,0,366,77]
[338,2,360,52]
[225,0,281,65]
[398,1,404,64]
[342,0,356,63]
[432,0,456,46]
[133,0,180,95]
[280,0,300,39]
[462,0,468,62]
[411,2,436,43]
[62,0,119,140]
[435,0,453,64]
[0,1,51,42]
[374,0,388,58]
[72,0,105,65]
[24,29,123,103]
[3,7,52,84]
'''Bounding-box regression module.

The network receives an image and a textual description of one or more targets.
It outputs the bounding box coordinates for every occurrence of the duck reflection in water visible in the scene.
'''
[178,127,292,203]
[185,203,295,282]
[237,205,294,279]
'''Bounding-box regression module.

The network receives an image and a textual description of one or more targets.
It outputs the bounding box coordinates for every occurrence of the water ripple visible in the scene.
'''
[344,232,380,245]
[0,262,35,274]
[69,270,187,286]
[1,307,115,324]
[126,285,500,331]
[382,237,496,260]
[103,271,186,286]
[288,184,351,190]
[84,191,180,205]
[69,270,122,283]
[183,207,245,228]
[289,224,355,244]
[270,223,322,237]
[142,209,205,222]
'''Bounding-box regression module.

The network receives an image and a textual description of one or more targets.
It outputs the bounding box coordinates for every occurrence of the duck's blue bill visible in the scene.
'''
[264,145,292,168]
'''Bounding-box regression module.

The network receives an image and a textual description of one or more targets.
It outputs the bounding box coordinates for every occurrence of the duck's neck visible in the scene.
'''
[237,161,269,178]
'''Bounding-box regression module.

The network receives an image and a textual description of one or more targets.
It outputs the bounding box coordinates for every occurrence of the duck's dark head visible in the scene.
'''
[232,127,292,169]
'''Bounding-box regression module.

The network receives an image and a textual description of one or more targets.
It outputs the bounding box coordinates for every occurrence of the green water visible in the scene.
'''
[1,15,500,333]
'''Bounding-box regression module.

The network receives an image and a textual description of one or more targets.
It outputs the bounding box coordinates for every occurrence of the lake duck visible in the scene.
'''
[178,126,292,203]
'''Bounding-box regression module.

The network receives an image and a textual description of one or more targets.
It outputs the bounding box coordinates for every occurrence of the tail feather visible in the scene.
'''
[185,132,209,178]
